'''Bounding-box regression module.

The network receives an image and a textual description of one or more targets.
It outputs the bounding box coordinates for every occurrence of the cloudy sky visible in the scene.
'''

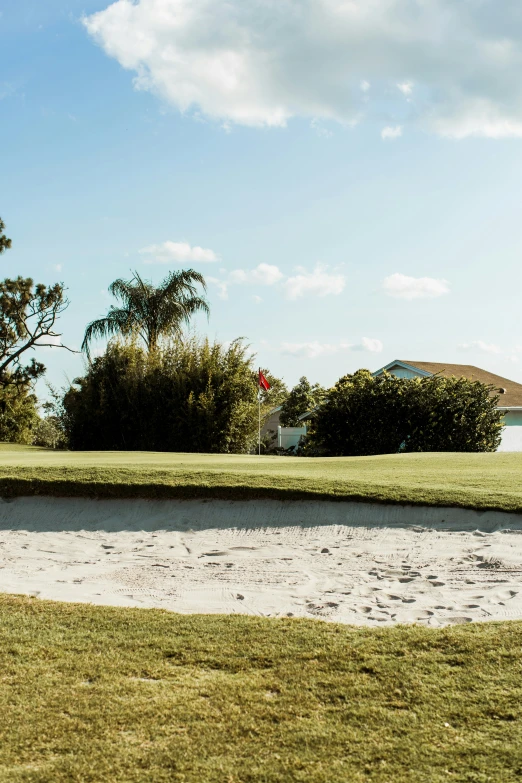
[2,0,522,392]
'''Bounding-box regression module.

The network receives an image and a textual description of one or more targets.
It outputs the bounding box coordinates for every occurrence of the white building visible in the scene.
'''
[373,360,522,452]
[261,406,307,451]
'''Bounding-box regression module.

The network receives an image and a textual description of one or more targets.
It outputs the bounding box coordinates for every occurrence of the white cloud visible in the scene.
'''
[140,240,218,264]
[281,341,339,359]
[457,340,502,354]
[83,0,522,138]
[382,273,450,300]
[252,295,263,304]
[52,264,62,272]
[229,263,283,286]
[207,277,229,300]
[35,334,62,350]
[281,337,382,358]
[283,265,345,300]
[210,263,344,301]
[397,82,413,96]
[208,263,282,299]
[360,337,383,353]
[428,98,522,140]
[381,125,402,140]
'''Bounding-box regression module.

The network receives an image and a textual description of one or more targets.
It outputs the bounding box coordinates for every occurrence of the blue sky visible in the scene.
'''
[2,0,522,396]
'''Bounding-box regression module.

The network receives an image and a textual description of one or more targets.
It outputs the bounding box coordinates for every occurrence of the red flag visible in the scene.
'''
[259,369,271,391]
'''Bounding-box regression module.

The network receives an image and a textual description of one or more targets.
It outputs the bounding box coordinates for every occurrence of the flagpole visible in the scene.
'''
[258,367,261,456]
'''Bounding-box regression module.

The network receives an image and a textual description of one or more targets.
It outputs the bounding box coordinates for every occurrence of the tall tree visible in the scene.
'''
[82,269,209,357]
[0,277,74,390]
[0,217,12,255]
[279,376,326,427]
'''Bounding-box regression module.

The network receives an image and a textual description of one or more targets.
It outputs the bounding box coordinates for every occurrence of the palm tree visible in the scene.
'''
[82,269,209,357]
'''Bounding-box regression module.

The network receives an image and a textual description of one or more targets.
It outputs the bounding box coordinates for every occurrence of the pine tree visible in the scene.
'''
[0,217,12,255]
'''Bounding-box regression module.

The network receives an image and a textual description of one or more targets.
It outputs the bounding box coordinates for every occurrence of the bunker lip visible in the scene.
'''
[0,474,521,515]
[1,496,522,627]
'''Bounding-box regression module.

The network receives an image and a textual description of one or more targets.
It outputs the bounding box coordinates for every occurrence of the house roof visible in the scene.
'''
[393,360,522,408]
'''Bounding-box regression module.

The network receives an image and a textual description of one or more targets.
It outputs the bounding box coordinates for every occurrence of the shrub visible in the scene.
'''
[304,369,503,456]
[32,417,67,449]
[0,386,39,444]
[62,337,280,453]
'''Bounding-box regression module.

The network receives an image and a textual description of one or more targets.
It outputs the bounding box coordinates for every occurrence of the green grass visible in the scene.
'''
[0,595,521,782]
[0,445,522,512]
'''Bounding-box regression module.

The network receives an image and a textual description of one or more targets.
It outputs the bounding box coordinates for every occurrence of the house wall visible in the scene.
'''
[278,426,307,450]
[498,410,522,452]
[261,408,281,438]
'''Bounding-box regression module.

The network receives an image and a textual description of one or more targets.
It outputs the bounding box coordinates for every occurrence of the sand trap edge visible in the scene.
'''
[0,496,521,533]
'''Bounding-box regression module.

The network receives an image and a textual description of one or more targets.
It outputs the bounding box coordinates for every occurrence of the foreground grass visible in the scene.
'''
[0,595,521,782]
[0,446,522,512]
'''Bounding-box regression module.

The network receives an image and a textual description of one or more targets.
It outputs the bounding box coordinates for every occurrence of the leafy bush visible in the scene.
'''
[304,369,504,456]
[62,337,280,453]
[32,417,67,449]
[0,386,39,444]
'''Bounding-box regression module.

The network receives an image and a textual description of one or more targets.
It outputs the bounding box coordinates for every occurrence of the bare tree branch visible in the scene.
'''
[0,277,76,390]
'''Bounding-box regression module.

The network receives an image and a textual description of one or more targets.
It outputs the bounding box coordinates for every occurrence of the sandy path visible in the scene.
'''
[1,497,522,626]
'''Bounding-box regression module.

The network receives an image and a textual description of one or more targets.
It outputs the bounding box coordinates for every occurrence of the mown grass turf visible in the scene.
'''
[0,445,521,512]
[0,595,521,782]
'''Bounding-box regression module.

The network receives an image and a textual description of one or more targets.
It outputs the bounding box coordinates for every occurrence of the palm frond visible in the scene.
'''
[81,309,136,358]
[84,269,209,355]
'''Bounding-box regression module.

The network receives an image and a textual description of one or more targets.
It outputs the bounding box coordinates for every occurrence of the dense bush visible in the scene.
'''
[32,416,66,449]
[62,337,278,453]
[304,369,504,456]
[0,386,39,444]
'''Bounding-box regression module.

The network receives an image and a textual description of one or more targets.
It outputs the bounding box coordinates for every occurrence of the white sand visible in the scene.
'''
[1,497,522,626]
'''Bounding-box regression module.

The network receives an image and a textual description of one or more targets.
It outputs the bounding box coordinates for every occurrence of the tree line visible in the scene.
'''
[0,216,504,454]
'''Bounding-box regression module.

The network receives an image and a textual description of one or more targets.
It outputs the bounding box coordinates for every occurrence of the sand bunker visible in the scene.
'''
[1,496,522,626]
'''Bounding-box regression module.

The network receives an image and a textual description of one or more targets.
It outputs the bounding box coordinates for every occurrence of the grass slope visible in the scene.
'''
[0,446,522,512]
[0,595,521,782]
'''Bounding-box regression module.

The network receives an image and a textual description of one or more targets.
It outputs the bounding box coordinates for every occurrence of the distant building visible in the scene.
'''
[261,405,282,439]
[262,406,306,451]
[373,360,522,452]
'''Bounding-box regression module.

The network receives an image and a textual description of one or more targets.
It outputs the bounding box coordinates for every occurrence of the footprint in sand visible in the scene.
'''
[495,590,518,601]
[230,546,257,551]
[406,610,434,620]
[306,601,339,616]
